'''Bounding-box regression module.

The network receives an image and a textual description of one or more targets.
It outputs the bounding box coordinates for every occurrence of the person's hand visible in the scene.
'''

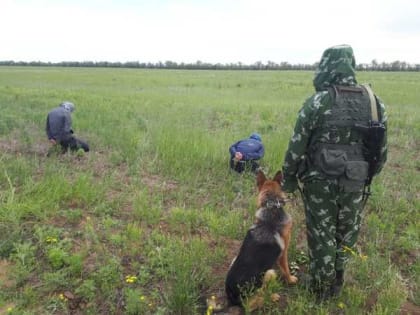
[49,139,57,145]
[235,152,243,161]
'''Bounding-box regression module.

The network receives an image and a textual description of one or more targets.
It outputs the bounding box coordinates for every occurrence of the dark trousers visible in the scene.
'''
[230,158,259,173]
[60,136,90,152]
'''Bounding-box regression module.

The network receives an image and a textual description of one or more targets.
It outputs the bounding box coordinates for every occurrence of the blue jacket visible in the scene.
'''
[229,137,264,161]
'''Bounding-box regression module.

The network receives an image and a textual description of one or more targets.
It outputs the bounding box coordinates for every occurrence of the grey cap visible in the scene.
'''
[60,101,75,113]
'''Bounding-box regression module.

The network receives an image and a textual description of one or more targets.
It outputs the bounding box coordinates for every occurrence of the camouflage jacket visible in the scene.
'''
[282,45,388,193]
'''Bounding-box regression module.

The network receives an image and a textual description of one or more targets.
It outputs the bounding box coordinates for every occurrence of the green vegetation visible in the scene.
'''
[0,67,418,314]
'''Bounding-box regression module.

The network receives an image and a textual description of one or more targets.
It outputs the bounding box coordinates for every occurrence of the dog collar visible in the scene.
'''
[264,199,284,208]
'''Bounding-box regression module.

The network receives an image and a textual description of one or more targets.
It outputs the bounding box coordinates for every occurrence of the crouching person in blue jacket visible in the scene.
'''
[46,101,90,154]
[229,133,264,173]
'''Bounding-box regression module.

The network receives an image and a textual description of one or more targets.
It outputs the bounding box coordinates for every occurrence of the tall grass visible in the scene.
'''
[0,67,418,314]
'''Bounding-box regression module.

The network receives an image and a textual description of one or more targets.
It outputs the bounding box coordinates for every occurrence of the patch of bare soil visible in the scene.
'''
[391,248,419,308]
[141,173,178,191]
[209,237,242,288]
[0,126,51,156]
[364,290,379,313]
[400,301,420,315]
[354,261,420,315]
[0,137,51,157]
[391,249,419,273]
[0,137,19,152]
[294,221,307,250]
[0,259,15,288]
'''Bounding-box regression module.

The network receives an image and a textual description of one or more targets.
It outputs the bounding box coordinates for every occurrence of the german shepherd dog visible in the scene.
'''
[225,170,298,309]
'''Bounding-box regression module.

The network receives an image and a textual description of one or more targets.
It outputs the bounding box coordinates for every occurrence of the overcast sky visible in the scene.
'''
[1,0,419,65]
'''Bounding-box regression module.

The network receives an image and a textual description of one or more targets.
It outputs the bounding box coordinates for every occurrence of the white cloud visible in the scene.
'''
[0,0,419,64]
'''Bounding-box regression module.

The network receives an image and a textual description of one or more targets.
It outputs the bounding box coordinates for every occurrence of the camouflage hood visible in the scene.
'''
[313,45,357,92]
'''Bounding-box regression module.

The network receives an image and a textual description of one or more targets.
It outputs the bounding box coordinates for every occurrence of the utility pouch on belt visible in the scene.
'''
[339,161,369,192]
[316,148,347,177]
[313,143,368,192]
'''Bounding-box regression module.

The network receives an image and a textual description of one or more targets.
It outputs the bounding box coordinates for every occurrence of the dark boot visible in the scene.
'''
[250,160,260,174]
[330,270,344,297]
[315,286,333,303]
[230,158,245,173]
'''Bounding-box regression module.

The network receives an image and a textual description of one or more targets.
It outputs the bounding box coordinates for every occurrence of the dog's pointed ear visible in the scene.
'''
[273,170,283,185]
[256,169,266,190]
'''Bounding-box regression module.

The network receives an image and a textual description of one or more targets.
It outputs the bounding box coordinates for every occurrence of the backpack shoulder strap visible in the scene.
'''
[361,84,378,121]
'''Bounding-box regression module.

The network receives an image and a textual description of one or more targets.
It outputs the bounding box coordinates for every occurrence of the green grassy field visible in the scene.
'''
[0,67,418,315]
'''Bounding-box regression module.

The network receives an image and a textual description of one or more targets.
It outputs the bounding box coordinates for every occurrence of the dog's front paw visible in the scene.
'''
[287,275,298,284]
[270,293,281,302]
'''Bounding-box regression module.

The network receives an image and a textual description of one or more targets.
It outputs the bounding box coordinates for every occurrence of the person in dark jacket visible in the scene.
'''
[229,133,264,173]
[46,102,89,153]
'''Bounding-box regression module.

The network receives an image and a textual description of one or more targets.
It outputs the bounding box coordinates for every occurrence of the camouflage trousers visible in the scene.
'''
[302,179,364,288]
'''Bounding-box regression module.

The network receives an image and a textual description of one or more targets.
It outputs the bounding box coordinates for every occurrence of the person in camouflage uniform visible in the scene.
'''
[281,45,388,300]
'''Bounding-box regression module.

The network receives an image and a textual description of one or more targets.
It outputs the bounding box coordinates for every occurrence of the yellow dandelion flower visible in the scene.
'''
[342,246,356,256]
[139,295,146,301]
[46,236,58,243]
[206,305,213,315]
[125,275,137,283]
[7,307,13,313]
[359,254,368,261]
[337,302,346,309]
[58,293,68,301]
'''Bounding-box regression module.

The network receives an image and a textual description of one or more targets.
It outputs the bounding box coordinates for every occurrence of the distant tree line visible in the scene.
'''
[0,59,419,71]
